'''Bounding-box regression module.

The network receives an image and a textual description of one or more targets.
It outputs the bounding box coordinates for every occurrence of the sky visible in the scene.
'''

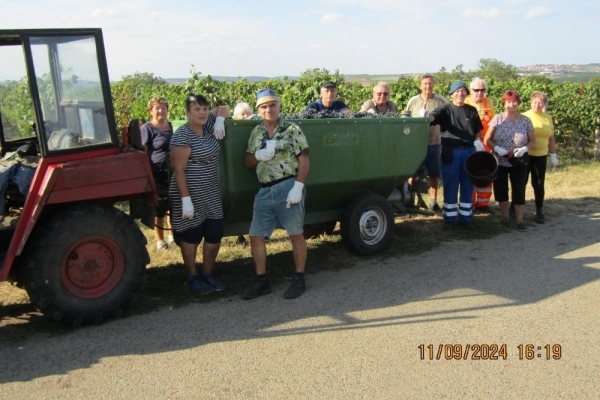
[1,0,598,81]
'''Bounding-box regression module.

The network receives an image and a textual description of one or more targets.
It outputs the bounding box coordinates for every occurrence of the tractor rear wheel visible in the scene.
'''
[23,204,149,325]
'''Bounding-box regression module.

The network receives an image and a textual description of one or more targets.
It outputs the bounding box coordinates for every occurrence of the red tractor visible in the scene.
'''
[0,28,156,324]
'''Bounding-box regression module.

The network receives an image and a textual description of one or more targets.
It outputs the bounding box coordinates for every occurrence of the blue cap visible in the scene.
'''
[449,80,469,95]
[256,89,280,107]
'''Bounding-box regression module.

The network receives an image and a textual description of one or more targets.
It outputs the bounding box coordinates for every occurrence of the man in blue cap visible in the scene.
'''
[429,80,484,230]
[241,89,310,300]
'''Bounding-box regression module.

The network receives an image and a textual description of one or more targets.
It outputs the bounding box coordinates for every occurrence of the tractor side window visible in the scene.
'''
[0,45,37,145]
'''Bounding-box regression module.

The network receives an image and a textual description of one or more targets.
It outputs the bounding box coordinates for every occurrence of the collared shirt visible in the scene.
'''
[359,99,399,115]
[305,99,350,113]
[406,93,449,145]
[246,118,309,184]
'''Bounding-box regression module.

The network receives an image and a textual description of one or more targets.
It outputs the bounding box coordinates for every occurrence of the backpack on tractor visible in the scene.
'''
[0,28,157,325]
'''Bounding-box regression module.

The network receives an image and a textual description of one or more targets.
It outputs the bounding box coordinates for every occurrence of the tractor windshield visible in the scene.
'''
[0,29,119,156]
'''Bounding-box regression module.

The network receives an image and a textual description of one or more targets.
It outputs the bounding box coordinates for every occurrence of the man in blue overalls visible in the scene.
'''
[429,81,484,230]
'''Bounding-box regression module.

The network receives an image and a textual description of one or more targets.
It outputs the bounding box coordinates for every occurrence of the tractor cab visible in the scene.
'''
[0,29,119,158]
[0,29,155,325]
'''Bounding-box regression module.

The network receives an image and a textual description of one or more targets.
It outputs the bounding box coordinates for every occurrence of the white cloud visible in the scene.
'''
[321,12,344,24]
[525,7,552,20]
[308,43,328,51]
[462,7,500,19]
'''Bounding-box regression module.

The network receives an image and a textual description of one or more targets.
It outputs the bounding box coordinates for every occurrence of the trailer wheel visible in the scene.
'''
[341,193,394,256]
[23,204,149,325]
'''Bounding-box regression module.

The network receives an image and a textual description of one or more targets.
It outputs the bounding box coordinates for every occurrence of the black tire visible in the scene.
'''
[303,221,337,239]
[340,193,394,256]
[23,203,149,325]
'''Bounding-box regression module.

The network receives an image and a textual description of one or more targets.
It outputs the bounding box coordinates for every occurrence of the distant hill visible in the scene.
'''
[165,76,285,84]
[163,64,600,84]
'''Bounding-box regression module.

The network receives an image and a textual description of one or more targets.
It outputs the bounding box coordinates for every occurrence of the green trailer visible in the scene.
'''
[171,117,429,256]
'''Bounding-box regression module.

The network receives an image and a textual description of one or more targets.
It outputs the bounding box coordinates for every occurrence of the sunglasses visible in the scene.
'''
[472,89,486,93]
[376,92,390,96]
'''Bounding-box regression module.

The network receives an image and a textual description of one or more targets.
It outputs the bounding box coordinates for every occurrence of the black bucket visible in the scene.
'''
[465,151,498,187]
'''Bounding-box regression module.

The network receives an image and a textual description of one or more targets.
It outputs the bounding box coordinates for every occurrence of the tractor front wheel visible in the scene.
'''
[23,204,149,325]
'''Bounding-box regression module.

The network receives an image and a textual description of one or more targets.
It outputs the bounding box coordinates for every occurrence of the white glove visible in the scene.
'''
[549,153,558,166]
[473,139,484,152]
[255,147,274,161]
[513,146,528,158]
[418,108,428,117]
[213,116,226,140]
[286,181,304,208]
[493,146,508,157]
[181,196,194,219]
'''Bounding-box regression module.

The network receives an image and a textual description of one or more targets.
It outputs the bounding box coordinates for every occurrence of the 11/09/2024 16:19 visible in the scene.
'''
[418,344,562,360]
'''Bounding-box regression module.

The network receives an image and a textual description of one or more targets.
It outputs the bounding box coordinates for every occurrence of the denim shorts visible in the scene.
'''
[249,177,305,237]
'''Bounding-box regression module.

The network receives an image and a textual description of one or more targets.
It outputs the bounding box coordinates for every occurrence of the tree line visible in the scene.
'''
[1,58,597,159]
[113,59,599,159]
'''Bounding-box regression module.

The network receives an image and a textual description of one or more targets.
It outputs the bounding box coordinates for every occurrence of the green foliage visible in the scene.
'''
[390,77,421,110]
[476,58,519,82]
[0,79,36,140]
[107,65,599,160]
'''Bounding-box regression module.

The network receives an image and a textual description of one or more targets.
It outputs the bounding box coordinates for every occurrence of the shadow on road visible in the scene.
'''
[1,204,599,383]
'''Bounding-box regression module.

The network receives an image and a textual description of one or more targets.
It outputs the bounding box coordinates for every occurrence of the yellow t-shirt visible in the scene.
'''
[523,110,554,156]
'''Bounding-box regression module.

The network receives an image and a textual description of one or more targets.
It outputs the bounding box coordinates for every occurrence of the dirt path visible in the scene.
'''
[0,207,599,398]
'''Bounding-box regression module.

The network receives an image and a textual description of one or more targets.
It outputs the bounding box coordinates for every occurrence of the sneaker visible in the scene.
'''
[500,218,510,227]
[535,213,545,224]
[516,223,528,232]
[156,240,169,250]
[186,275,215,295]
[431,203,442,212]
[166,235,175,245]
[240,277,271,300]
[202,273,226,291]
[284,277,306,299]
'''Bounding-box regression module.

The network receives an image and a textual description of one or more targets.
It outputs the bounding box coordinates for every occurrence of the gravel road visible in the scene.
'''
[1,210,599,399]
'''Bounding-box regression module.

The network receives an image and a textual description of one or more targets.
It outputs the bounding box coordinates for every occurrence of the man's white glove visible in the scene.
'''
[549,153,558,166]
[418,108,428,117]
[255,147,274,161]
[286,181,304,208]
[493,146,508,157]
[181,196,194,219]
[513,146,528,158]
[473,139,484,152]
[213,116,226,140]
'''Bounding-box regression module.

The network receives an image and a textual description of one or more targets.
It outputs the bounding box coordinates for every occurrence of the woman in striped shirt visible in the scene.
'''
[169,94,229,295]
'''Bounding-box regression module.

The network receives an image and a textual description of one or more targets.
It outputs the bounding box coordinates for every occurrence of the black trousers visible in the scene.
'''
[529,155,547,209]
[493,165,529,205]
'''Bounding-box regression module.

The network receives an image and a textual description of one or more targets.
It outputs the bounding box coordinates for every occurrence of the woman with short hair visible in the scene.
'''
[169,94,229,294]
[523,91,558,224]
[484,90,535,232]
